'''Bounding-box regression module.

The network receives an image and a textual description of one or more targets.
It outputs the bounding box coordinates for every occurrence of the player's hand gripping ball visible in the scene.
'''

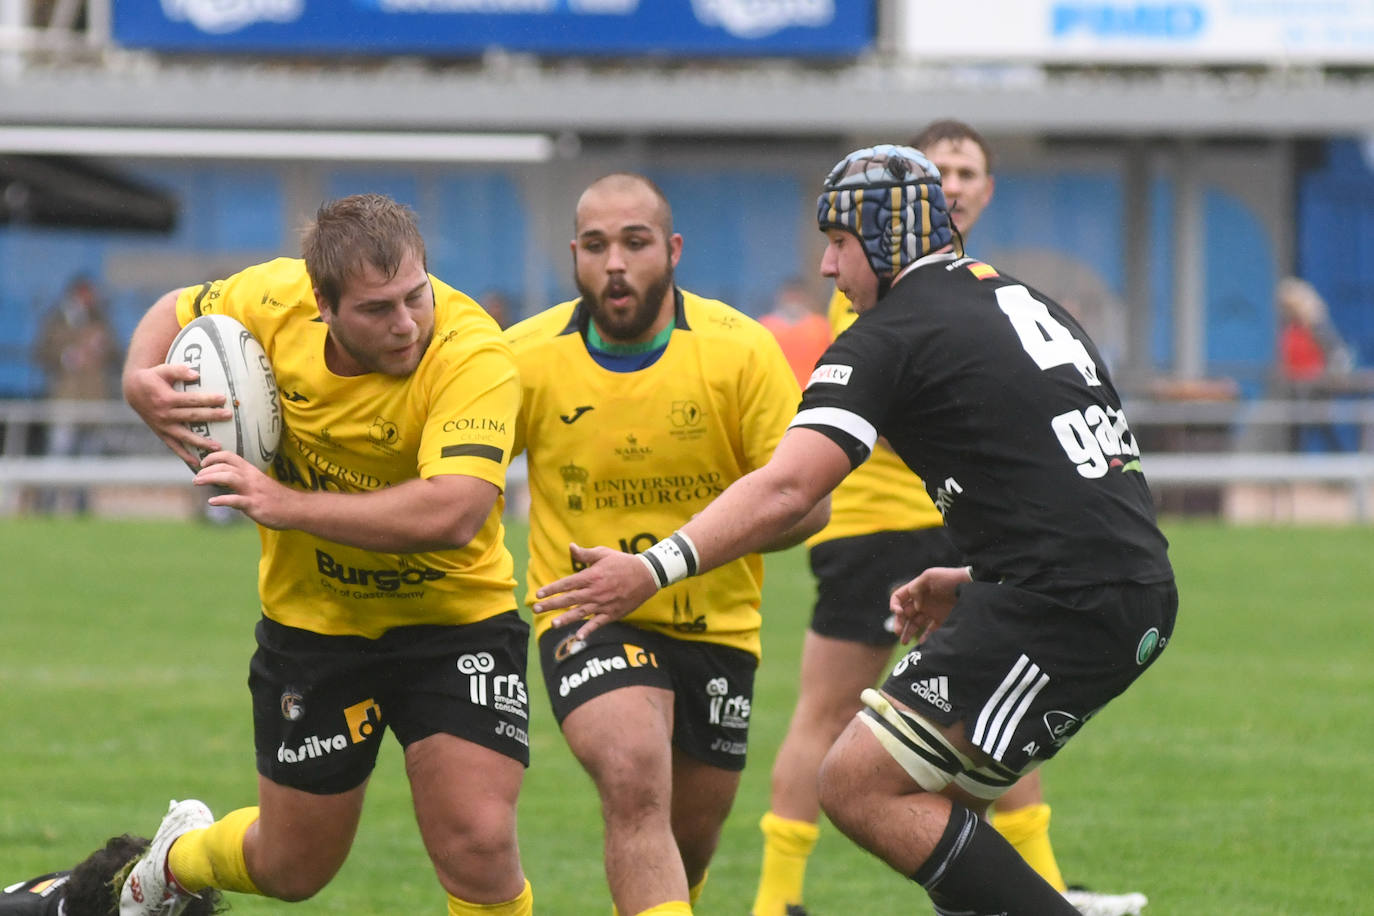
[166,314,282,471]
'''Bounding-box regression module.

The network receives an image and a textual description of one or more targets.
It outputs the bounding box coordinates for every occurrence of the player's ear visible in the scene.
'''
[668,232,684,268]
[313,288,335,324]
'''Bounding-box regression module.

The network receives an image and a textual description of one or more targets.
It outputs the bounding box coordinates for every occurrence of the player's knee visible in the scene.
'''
[584,746,670,817]
[591,757,670,825]
[256,866,332,902]
[793,698,863,748]
[429,832,522,900]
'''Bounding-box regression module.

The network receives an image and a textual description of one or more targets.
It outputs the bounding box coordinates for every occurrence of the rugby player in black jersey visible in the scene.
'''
[534,145,1177,916]
[1,837,220,916]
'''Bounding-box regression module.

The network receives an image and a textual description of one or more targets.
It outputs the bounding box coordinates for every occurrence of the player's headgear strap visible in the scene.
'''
[816,144,954,280]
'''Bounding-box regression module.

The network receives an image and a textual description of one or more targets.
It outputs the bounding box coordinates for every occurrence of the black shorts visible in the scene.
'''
[538,621,758,771]
[810,528,962,646]
[250,611,531,794]
[881,580,1178,771]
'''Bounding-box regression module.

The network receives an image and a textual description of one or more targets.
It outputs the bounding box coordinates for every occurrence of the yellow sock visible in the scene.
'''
[751,811,821,916]
[991,803,1067,892]
[630,904,691,916]
[167,806,262,896]
[448,879,533,915]
[688,871,707,906]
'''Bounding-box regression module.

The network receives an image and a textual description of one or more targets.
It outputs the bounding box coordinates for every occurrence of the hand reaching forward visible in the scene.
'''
[889,565,972,644]
[533,544,660,641]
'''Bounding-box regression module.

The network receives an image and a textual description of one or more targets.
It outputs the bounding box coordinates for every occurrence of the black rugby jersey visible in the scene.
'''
[791,252,1172,592]
[0,872,66,916]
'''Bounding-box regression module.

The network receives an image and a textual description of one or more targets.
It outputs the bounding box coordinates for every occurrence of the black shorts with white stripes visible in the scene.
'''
[880,579,1177,771]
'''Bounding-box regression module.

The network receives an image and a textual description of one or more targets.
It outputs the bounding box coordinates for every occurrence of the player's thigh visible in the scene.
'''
[818,712,929,821]
[540,621,677,783]
[562,684,677,804]
[384,611,533,767]
[405,733,525,877]
[794,631,895,725]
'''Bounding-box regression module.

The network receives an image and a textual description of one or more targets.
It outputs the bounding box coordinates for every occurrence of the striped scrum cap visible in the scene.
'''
[816,144,953,280]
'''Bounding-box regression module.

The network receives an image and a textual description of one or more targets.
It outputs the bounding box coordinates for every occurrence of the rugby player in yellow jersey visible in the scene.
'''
[118,194,533,916]
[505,173,828,916]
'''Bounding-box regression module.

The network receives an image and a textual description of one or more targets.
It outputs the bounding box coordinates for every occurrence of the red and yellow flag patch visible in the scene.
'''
[966,261,999,280]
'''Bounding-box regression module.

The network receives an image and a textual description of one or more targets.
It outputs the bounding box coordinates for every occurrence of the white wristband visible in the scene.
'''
[637,531,701,590]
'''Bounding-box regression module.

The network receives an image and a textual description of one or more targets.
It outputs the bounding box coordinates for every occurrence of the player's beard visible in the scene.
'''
[578,260,675,343]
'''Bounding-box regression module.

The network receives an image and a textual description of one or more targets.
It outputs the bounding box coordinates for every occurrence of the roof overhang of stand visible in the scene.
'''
[0,153,177,231]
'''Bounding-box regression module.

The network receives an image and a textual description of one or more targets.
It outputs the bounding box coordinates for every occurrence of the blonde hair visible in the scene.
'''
[303,194,426,310]
[1276,277,1329,328]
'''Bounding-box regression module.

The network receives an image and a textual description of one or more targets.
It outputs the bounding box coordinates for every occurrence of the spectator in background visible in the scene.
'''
[1275,276,1356,452]
[759,278,831,388]
[1276,276,1353,384]
[479,289,515,330]
[31,274,121,513]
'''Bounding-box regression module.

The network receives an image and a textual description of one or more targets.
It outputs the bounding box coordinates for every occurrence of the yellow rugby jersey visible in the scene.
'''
[507,290,800,659]
[176,257,519,639]
[807,288,944,546]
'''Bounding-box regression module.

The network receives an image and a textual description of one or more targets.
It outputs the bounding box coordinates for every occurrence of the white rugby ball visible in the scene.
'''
[166,314,282,471]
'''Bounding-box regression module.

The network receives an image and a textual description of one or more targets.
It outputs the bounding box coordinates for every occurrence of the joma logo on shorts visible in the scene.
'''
[315,549,446,591]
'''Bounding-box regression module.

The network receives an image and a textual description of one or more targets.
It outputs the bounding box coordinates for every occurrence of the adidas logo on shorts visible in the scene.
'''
[911,676,952,712]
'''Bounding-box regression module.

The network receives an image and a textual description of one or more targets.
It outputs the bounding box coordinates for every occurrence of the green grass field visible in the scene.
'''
[3,515,1371,914]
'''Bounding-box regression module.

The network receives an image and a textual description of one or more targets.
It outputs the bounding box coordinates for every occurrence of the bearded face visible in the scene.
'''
[571,178,683,345]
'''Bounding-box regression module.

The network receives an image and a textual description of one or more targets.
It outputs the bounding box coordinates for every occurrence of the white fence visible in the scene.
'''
[2,398,1372,520]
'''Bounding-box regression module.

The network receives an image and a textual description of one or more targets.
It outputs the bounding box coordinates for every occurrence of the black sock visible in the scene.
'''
[911,804,1079,916]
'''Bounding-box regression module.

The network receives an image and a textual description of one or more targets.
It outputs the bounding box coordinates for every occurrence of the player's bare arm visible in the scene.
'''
[193,453,499,553]
[756,492,831,553]
[889,565,973,644]
[123,290,231,468]
[534,427,850,639]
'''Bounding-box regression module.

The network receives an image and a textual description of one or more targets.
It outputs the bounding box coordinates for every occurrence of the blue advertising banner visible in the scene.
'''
[112,0,873,57]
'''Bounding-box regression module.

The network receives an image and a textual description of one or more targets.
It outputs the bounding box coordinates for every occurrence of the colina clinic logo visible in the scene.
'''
[691,0,833,38]
[162,0,304,33]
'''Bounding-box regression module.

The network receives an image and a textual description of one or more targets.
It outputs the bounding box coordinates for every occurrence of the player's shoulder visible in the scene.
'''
[679,289,772,345]
[180,257,311,325]
[504,299,579,353]
[219,257,310,297]
[427,279,512,366]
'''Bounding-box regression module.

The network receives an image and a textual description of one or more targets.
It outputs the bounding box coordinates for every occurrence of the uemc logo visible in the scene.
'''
[1051,3,1205,38]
